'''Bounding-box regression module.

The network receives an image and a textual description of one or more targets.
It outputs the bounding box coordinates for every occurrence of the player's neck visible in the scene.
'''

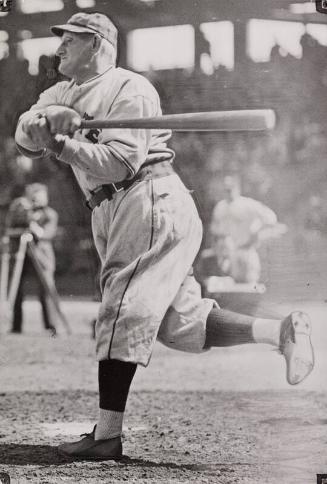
[74,61,114,85]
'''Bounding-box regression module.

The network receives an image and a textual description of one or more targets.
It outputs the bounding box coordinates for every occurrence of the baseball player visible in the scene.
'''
[15,12,314,461]
[210,175,281,284]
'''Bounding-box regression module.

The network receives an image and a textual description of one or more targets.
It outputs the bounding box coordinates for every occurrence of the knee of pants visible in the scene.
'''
[157,298,215,353]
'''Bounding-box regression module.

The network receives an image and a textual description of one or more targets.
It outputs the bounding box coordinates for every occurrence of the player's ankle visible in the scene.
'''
[94,409,124,440]
[252,318,282,347]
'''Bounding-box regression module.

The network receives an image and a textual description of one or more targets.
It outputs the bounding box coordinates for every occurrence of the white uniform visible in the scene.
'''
[210,196,277,283]
[16,66,214,366]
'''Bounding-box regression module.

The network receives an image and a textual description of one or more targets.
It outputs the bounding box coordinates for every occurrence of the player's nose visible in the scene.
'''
[56,43,65,57]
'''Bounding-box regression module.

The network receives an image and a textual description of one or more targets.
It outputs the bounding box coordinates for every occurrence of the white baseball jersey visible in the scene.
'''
[210,196,277,248]
[17,66,174,196]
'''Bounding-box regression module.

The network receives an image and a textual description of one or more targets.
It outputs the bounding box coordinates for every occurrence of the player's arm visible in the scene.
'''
[55,93,157,182]
[239,202,279,249]
[210,202,227,240]
[255,202,278,227]
[30,208,58,241]
[15,83,74,158]
[17,87,157,182]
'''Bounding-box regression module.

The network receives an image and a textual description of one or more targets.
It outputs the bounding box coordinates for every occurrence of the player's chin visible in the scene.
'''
[57,60,70,77]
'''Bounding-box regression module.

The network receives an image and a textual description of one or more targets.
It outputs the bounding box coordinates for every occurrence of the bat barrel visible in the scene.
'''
[80,109,276,132]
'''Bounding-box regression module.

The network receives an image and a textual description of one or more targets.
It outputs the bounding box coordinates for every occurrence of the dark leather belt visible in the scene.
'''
[86,159,174,211]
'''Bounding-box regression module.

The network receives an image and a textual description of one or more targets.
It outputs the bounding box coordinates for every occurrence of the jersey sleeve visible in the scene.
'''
[15,82,69,156]
[40,207,59,240]
[58,92,157,181]
[16,82,67,124]
[250,200,278,226]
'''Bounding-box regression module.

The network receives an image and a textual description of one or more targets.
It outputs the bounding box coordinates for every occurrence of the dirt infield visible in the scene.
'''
[0,300,326,484]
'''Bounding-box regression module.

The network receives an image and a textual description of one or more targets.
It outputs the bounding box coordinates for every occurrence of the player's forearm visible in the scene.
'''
[57,137,143,182]
[41,217,58,240]
[17,96,58,128]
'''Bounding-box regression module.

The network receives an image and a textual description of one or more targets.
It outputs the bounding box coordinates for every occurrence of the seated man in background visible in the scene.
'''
[210,175,283,284]
[6,183,58,334]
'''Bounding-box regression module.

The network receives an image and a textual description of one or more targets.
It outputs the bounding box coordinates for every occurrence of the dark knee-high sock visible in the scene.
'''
[205,307,256,347]
[205,307,281,348]
[95,359,137,440]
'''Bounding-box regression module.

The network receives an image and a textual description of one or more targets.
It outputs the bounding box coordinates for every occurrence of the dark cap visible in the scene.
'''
[51,12,118,48]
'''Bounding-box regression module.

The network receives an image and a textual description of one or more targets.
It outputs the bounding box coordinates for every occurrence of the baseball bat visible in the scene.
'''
[79,109,276,132]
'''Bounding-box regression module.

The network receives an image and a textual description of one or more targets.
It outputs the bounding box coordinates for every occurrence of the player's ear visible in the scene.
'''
[92,34,101,51]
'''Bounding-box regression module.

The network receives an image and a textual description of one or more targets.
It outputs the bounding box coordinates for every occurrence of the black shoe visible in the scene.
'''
[45,326,57,337]
[58,426,122,461]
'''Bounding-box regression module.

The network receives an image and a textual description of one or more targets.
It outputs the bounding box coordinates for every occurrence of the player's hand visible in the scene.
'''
[29,220,44,240]
[24,114,55,149]
[238,234,259,249]
[44,105,81,135]
[24,114,65,155]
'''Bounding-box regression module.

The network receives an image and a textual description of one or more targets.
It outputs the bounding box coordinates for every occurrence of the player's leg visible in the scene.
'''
[27,254,56,334]
[230,247,261,283]
[58,174,313,460]
[93,175,313,385]
[58,189,146,459]
[39,286,57,335]
[58,175,205,459]
[58,358,136,459]
[93,175,205,366]
[12,277,23,333]
[152,183,314,385]
[12,259,28,333]
[38,264,57,336]
[205,306,313,384]
[159,270,314,385]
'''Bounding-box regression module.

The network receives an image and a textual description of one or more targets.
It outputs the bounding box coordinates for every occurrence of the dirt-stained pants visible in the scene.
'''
[92,174,214,366]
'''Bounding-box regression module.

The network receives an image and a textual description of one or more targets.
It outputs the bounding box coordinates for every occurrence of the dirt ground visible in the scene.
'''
[0,299,326,484]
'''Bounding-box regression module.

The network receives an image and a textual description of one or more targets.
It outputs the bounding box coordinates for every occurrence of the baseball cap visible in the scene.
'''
[51,12,118,48]
[25,183,48,196]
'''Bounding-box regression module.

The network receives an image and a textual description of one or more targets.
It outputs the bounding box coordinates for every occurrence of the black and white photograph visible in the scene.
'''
[0,1,326,483]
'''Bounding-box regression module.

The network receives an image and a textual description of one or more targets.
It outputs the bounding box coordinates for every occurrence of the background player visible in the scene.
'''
[210,174,285,284]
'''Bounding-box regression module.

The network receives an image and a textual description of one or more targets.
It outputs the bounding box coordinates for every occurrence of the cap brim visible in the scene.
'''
[51,24,96,36]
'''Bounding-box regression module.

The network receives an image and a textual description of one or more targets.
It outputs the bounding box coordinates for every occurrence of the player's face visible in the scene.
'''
[223,177,240,201]
[56,31,94,80]
[29,190,48,208]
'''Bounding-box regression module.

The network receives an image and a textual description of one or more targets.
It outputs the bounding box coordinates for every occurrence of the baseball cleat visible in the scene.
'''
[279,311,314,385]
[57,426,122,461]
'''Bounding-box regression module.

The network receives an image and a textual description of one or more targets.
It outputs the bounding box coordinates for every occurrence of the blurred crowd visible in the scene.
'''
[0,32,326,294]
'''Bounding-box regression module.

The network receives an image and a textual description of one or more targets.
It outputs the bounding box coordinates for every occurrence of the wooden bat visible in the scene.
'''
[80,109,276,132]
